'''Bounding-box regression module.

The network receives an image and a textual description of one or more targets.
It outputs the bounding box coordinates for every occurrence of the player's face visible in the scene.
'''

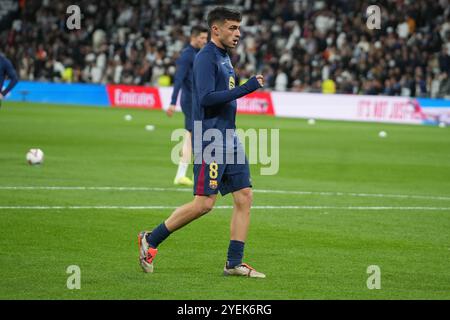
[192,32,208,49]
[215,20,241,49]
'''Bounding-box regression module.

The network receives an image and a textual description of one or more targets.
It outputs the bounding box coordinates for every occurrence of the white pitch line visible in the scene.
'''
[0,185,450,201]
[253,189,450,201]
[0,186,185,191]
[0,206,449,211]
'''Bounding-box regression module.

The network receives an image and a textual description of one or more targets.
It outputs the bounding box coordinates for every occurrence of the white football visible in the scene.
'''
[26,148,44,165]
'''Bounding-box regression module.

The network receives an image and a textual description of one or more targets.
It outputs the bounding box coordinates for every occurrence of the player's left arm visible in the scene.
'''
[0,59,19,98]
[200,75,263,107]
[194,52,263,107]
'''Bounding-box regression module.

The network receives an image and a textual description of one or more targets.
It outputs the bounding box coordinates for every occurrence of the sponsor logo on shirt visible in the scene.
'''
[229,76,235,89]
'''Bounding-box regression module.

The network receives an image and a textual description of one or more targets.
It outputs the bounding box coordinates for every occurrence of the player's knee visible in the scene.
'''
[199,203,214,215]
[195,198,215,215]
[235,188,253,209]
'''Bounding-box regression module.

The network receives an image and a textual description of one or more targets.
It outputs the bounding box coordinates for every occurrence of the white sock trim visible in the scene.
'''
[175,162,189,180]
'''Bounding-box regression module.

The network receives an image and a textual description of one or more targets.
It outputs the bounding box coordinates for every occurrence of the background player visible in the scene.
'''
[139,7,266,278]
[0,53,19,108]
[167,26,208,186]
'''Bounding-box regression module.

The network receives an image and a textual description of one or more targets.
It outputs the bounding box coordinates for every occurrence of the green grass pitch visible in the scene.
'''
[0,101,449,299]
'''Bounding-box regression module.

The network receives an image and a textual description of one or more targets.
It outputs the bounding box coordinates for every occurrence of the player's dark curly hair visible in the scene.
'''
[207,7,242,28]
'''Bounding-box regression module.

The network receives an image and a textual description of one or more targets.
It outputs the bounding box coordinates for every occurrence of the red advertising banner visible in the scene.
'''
[106,85,162,109]
[237,91,274,115]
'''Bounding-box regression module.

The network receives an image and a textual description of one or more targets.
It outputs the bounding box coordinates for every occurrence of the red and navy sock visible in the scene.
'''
[146,222,171,248]
[226,240,245,268]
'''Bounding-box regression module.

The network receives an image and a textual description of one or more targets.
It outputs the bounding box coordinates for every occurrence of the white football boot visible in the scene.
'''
[223,263,266,278]
[138,231,158,273]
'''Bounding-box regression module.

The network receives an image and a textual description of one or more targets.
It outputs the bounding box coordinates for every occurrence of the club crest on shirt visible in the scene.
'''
[209,180,218,190]
[229,76,235,89]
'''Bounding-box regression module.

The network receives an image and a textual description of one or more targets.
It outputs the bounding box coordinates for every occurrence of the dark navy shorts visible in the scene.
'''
[193,154,252,196]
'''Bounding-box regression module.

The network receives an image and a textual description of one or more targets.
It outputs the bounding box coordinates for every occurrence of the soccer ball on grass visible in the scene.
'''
[26,148,44,165]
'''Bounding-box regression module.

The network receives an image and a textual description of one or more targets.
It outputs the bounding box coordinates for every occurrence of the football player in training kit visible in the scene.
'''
[139,7,266,278]
[167,26,208,187]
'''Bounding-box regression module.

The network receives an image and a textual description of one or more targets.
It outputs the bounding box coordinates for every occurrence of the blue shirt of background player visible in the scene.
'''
[192,41,261,154]
[0,54,19,97]
[170,44,200,132]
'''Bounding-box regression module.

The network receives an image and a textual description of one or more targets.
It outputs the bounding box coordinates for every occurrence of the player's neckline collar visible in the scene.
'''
[189,44,200,52]
[209,41,228,56]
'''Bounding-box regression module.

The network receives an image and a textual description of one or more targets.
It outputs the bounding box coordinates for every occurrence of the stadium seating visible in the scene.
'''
[0,0,449,98]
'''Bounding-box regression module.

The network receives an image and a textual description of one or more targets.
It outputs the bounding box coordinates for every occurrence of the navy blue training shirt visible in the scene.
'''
[192,41,261,151]
[170,44,200,108]
[0,54,18,97]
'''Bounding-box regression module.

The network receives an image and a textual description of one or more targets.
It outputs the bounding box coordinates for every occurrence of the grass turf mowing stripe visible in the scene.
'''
[0,205,449,210]
[1,185,450,201]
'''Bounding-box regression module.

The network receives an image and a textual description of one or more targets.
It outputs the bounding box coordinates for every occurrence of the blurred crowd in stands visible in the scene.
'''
[1,0,450,98]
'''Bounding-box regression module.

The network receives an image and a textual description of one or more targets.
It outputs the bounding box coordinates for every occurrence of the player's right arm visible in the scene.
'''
[168,52,190,117]
[194,52,263,108]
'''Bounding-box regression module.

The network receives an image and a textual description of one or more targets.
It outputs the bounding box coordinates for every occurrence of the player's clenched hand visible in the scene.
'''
[0,93,4,100]
[256,74,264,87]
[166,104,176,117]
